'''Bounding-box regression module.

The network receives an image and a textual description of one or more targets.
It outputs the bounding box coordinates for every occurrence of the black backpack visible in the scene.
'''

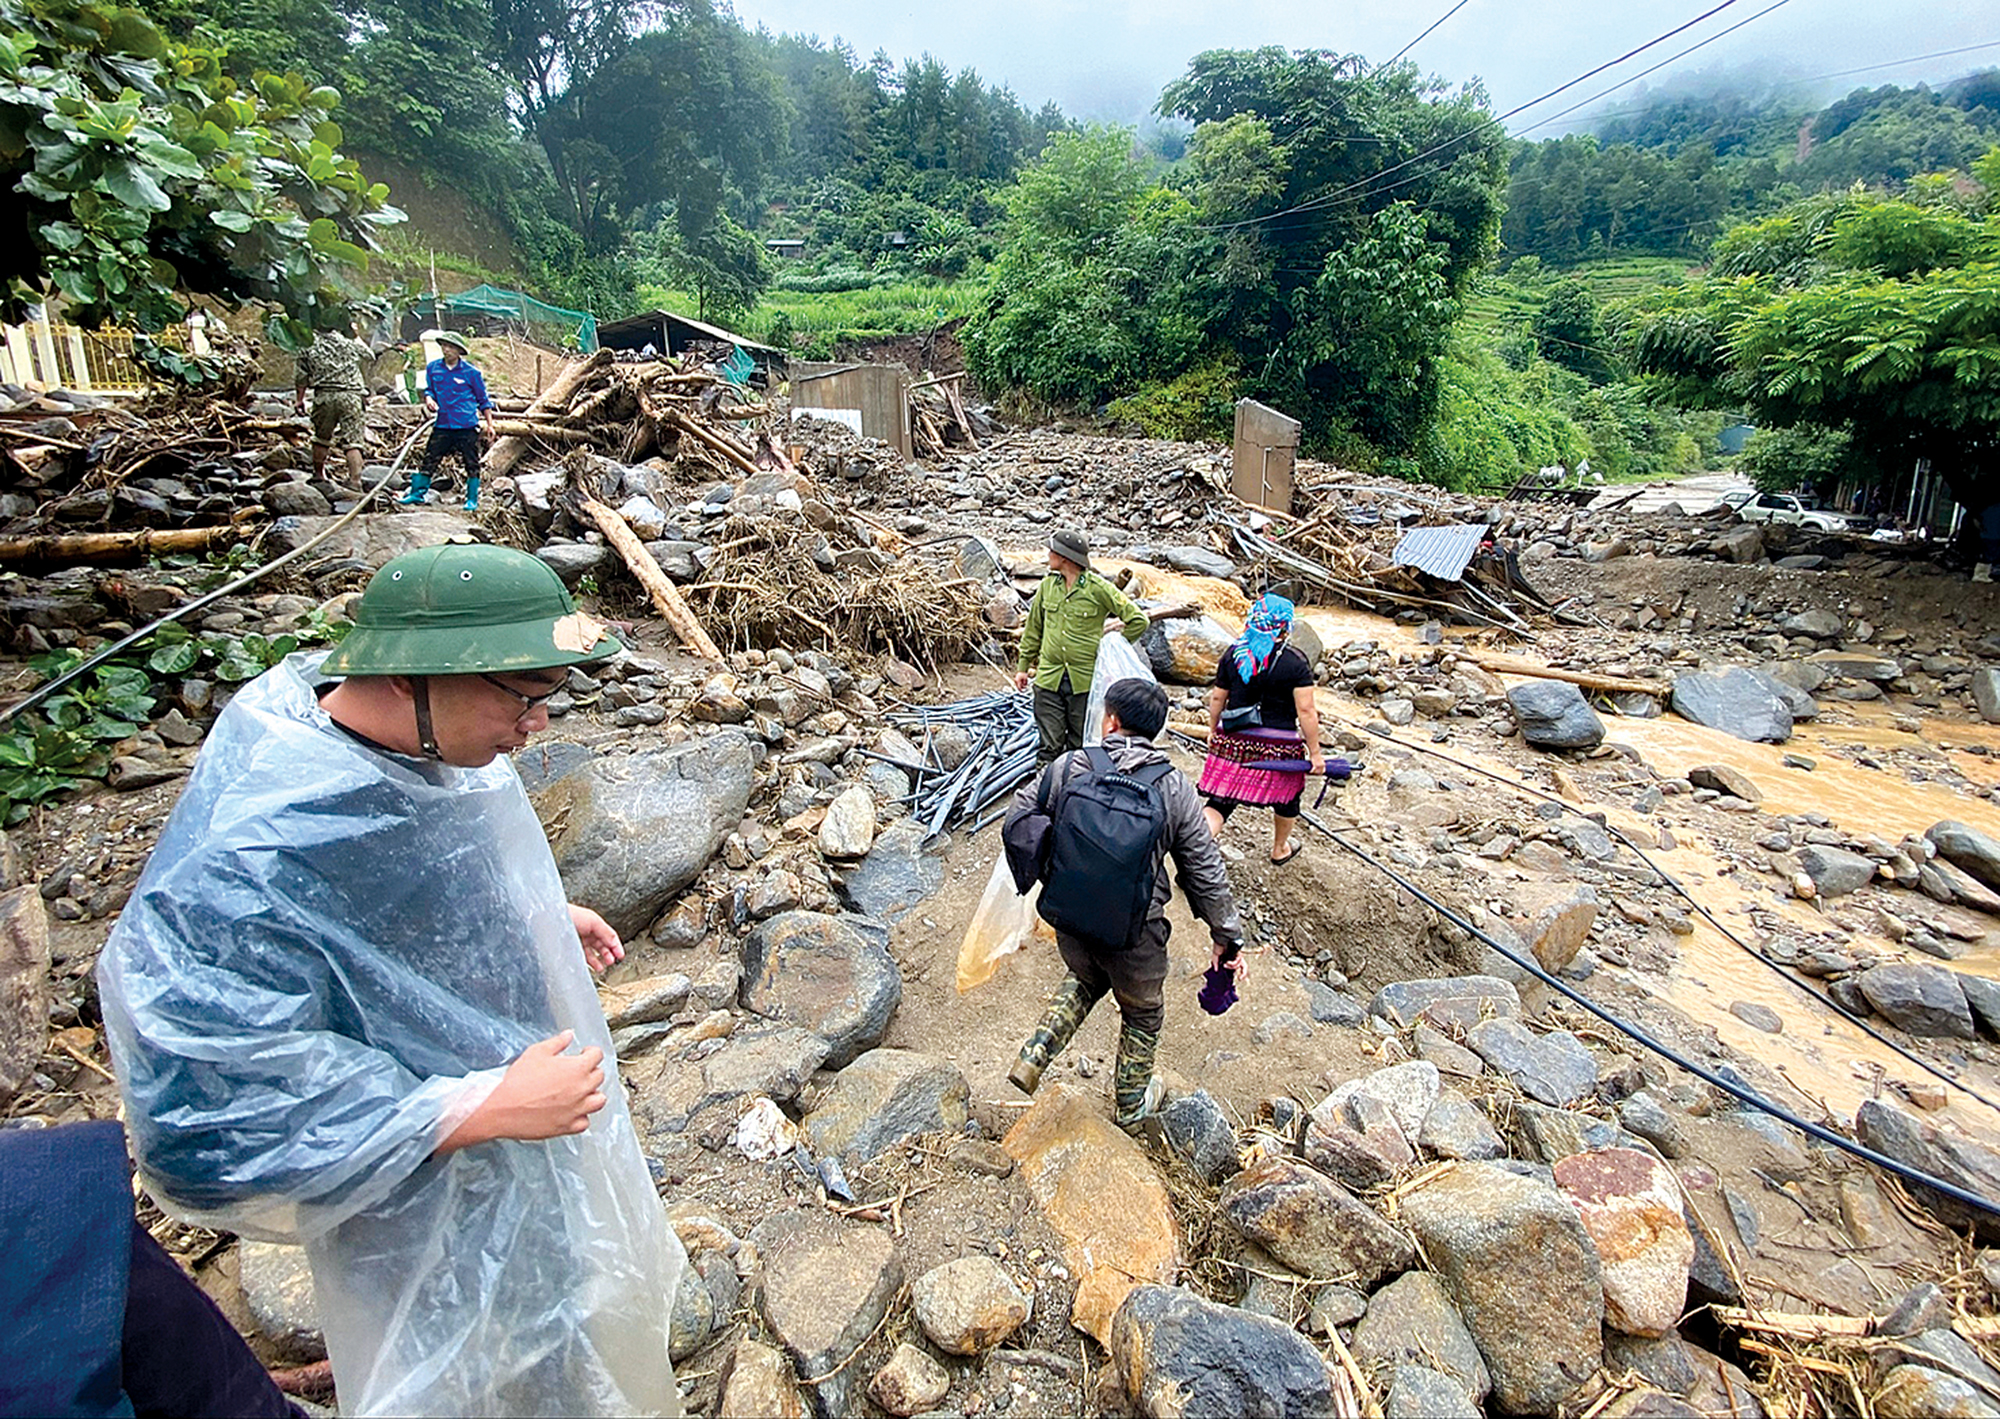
[1035,746,1175,951]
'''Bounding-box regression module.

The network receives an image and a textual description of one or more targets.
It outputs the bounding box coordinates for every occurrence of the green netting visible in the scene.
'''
[418,283,598,352]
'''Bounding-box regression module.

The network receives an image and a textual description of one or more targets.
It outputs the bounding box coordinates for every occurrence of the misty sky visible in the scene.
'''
[727,0,1999,129]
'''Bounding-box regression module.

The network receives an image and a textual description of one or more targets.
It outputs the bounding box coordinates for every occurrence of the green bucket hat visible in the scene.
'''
[320,542,619,678]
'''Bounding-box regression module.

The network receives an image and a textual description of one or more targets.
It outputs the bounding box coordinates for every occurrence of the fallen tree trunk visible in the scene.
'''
[1464,652,1666,697]
[662,409,758,475]
[490,420,599,443]
[577,495,723,661]
[0,524,242,566]
[483,349,611,479]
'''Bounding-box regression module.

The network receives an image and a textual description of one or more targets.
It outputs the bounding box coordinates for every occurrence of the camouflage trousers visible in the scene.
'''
[309,389,367,450]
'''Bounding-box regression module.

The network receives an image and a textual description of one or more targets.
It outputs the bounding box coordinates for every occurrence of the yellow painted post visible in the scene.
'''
[29,321,60,390]
[63,326,93,392]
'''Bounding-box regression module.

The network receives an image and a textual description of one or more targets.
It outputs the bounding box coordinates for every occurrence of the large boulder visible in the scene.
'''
[1928,821,2000,893]
[836,819,945,921]
[239,1241,325,1363]
[269,508,468,565]
[802,1048,969,1166]
[1218,1157,1415,1288]
[1552,1148,1692,1337]
[1309,1062,1440,1147]
[1514,882,1600,972]
[1670,668,1793,743]
[753,1212,903,1418]
[1161,545,1237,579]
[739,912,902,1069]
[1855,1099,2000,1243]
[1856,964,1975,1039]
[1875,1363,2000,1419]
[1157,1089,1239,1184]
[1466,1018,1599,1106]
[1140,617,1236,684]
[1110,1285,1339,1419]
[1400,1162,1605,1415]
[1506,681,1605,750]
[1368,975,1520,1029]
[1004,1084,1178,1344]
[1352,1271,1491,1405]
[0,886,49,1106]
[1972,669,2000,725]
[534,734,756,938]
[1796,844,1879,899]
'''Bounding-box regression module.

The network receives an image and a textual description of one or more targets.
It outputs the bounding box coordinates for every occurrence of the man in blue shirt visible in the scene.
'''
[402,329,496,511]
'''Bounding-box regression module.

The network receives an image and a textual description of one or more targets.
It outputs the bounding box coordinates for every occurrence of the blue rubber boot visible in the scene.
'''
[398,472,432,506]
[462,475,481,512]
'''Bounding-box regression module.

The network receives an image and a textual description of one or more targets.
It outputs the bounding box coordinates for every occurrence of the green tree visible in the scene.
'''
[1627,182,2000,508]
[0,0,401,338]
[1740,423,1855,492]
[1531,279,1613,382]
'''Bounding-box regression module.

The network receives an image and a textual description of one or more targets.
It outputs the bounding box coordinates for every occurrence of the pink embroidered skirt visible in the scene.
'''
[1198,727,1308,807]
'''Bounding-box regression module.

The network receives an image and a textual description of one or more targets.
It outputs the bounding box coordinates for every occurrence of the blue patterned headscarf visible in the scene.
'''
[1231,594,1295,681]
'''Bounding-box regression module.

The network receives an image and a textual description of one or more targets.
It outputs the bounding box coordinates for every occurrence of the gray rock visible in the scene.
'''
[1311,1062,1441,1146]
[719,1337,807,1419]
[1749,669,1820,721]
[927,724,973,771]
[1670,668,1793,743]
[1715,526,1764,563]
[1220,1157,1416,1287]
[754,1212,903,1418]
[1796,844,1878,899]
[1517,1100,1619,1163]
[1958,974,2000,1037]
[1158,1089,1239,1184]
[270,508,469,565]
[1162,545,1237,578]
[958,534,1004,581]
[1413,1023,1484,1080]
[909,1256,1030,1355]
[1465,1018,1599,1106]
[599,972,692,1029]
[870,1341,950,1416]
[1369,975,1521,1029]
[265,481,332,517]
[535,541,611,583]
[1353,1271,1491,1404]
[1855,1099,2000,1243]
[1386,1365,1481,1418]
[1730,1000,1784,1033]
[1516,883,1601,973]
[1972,669,2000,725]
[1308,1285,1368,1335]
[1109,1284,1339,1419]
[1688,764,1762,802]
[837,819,945,921]
[1928,821,2000,893]
[740,912,901,1068]
[1305,980,1367,1026]
[1506,681,1606,750]
[1857,964,1975,1039]
[670,1259,716,1362]
[1400,1161,1605,1415]
[818,784,877,859]
[534,734,755,938]
[1875,1363,2000,1418]
[697,1027,832,1109]
[1418,1090,1506,1161]
[1779,609,1842,640]
[1811,650,1903,682]
[1618,1095,1687,1158]
[802,1048,969,1166]
[239,1241,325,1362]
[0,887,50,1106]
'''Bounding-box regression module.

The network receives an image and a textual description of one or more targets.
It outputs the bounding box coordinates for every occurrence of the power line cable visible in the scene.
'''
[1204,0,1753,233]
[1379,0,1476,71]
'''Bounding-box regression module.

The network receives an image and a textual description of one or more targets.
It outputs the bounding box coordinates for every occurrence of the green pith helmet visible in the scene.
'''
[320,542,618,677]
[422,327,468,353]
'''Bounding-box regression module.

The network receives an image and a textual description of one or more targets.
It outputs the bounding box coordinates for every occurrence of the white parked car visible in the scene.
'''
[1735,492,1850,532]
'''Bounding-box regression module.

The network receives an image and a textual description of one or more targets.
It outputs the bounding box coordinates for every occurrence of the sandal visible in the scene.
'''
[1269,844,1303,866]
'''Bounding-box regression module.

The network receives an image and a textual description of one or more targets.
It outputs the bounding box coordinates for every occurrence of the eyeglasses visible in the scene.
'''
[480,673,563,719]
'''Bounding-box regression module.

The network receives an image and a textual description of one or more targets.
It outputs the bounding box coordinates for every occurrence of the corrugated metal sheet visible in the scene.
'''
[1391,523,1486,582]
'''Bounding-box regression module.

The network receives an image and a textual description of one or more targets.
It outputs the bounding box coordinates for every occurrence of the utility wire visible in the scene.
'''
[1378,0,1475,71]
[1203,0,1754,233]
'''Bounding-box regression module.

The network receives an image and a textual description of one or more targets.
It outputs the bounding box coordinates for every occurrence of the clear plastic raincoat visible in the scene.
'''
[98,655,682,1418]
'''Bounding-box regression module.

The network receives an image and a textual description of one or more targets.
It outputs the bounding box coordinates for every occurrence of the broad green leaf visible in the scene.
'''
[146,641,198,674]
[102,157,170,212]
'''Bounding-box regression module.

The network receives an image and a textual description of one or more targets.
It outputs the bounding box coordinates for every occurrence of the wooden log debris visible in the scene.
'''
[576,494,723,661]
[1464,652,1666,697]
[0,524,244,566]
[483,348,611,479]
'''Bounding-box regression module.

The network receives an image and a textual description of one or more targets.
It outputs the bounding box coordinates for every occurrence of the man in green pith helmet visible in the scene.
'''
[1016,528,1149,765]
[97,541,687,1417]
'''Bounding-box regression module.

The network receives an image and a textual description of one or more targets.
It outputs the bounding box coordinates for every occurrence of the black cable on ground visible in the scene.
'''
[1,419,437,726]
[1297,806,2000,1222]
[1313,707,2000,1117]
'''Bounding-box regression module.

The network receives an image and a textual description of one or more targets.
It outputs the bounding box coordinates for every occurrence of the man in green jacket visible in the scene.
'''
[1015,529,1149,764]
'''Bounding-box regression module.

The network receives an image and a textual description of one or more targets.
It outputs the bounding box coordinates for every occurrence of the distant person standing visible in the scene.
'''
[294,317,371,490]
[1014,530,1149,765]
[402,330,495,511]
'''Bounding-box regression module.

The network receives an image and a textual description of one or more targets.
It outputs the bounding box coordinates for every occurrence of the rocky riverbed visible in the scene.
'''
[3,407,1999,1417]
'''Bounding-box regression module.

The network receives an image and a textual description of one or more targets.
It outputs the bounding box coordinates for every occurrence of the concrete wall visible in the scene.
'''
[793,362,912,458]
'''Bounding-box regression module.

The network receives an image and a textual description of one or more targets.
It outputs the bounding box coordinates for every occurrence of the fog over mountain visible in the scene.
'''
[727,0,1996,128]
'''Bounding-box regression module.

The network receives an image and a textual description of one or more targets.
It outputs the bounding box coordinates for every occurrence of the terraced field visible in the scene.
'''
[1463,254,1697,338]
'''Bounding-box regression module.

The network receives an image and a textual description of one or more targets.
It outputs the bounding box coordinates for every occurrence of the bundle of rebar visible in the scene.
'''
[885,689,1039,839]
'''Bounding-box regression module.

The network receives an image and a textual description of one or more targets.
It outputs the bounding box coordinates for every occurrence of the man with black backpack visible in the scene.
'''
[1003,678,1245,1135]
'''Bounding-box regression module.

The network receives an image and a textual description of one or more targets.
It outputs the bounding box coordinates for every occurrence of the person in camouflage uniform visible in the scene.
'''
[294,318,372,488]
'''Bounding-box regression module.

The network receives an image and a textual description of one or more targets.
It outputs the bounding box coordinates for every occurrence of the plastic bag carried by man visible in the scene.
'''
[98,542,685,1417]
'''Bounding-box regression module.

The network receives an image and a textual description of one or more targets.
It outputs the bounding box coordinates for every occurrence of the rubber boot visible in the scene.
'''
[398,471,432,506]
[1113,1020,1163,1137]
[1975,563,1993,585]
[462,475,481,512]
[1008,976,1094,1095]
